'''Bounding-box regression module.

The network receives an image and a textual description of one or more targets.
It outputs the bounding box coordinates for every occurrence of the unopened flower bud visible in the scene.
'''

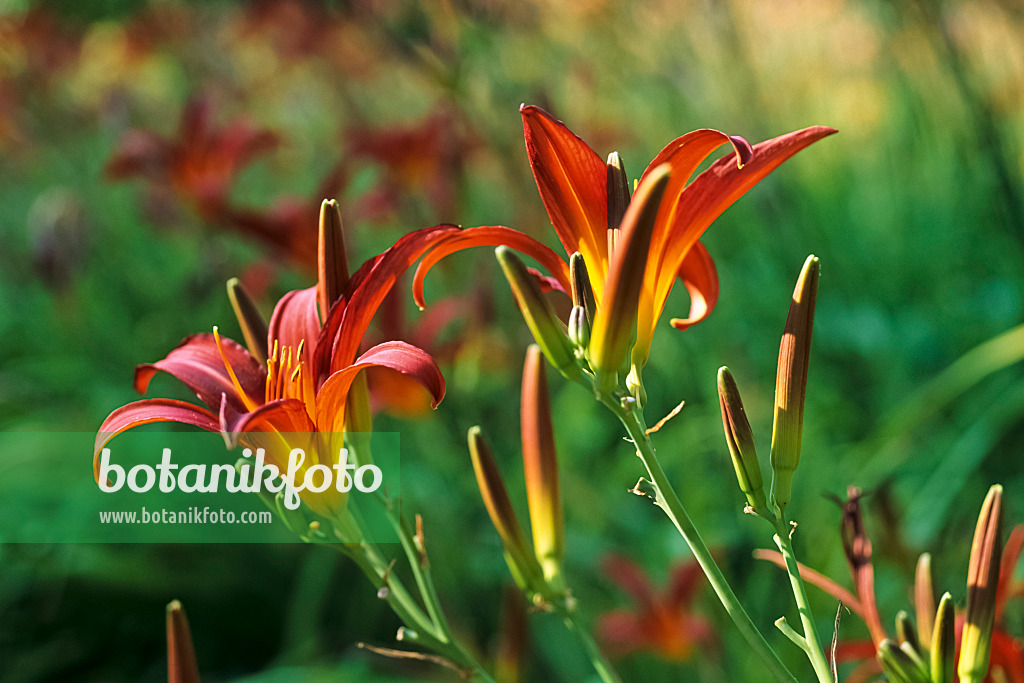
[496,246,579,380]
[606,151,630,232]
[590,165,669,394]
[769,255,819,513]
[468,426,544,591]
[931,592,955,683]
[569,252,595,325]
[568,305,590,351]
[227,278,269,365]
[167,600,199,683]
[876,638,924,683]
[959,484,1003,683]
[521,346,564,587]
[915,553,935,647]
[718,367,768,514]
[895,610,921,656]
[317,198,350,320]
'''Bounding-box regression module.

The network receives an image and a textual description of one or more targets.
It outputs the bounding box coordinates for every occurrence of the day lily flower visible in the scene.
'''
[107,96,347,263]
[95,200,449,517]
[414,105,835,392]
[598,554,712,661]
[106,97,279,220]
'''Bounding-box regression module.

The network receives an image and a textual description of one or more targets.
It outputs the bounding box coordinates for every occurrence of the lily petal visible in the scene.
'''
[413,226,571,309]
[603,554,658,612]
[669,241,719,331]
[134,333,265,413]
[330,225,459,373]
[317,341,445,434]
[94,398,221,481]
[268,286,321,371]
[221,397,316,438]
[640,126,837,364]
[521,105,608,296]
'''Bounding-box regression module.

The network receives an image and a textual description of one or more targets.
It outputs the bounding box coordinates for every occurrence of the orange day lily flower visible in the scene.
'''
[413,105,835,387]
[598,554,713,661]
[95,201,451,517]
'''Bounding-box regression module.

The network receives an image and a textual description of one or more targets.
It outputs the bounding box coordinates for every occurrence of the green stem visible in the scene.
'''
[386,505,451,638]
[559,607,622,683]
[773,520,834,682]
[601,395,797,683]
[329,507,493,679]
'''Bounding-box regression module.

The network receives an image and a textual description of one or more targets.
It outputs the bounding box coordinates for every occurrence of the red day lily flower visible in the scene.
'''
[414,105,835,375]
[106,97,279,220]
[95,203,453,516]
[598,554,713,661]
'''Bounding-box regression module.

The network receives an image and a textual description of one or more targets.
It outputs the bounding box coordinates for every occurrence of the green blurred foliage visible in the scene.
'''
[1,0,1023,680]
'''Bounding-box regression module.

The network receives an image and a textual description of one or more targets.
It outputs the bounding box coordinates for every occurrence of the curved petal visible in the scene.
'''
[668,241,719,332]
[94,398,221,481]
[268,286,320,371]
[521,105,608,293]
[365,366,435,416]
[638,126,837,365]
[223,397,316,437]
[413,226,571,309]
[330,225,460,373]
[133,333,264,413]
[317,341,445,434]
[641,129,751,289]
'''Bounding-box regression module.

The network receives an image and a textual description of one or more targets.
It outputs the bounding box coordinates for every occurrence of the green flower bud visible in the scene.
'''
[718,367,768,515]
[496,246,579,380]
[226,278,269,365]
[769,255,819,513]
[930,592,954,683]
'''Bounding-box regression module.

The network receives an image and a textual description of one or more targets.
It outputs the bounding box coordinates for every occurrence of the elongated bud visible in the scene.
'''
[876,639,923,683]
[495,246,579,379]
[915,553,936,650]
[895,610,922,656]
[959,484,1003,683]
[521,345,564,587]
[569,252,595,326]
[606,152,630,232]
[718,367,768,514]
[930,592,954,683]
[568,305,590,351]
[590,165,669,394]
[317,199,350,320]
[227,278,269,365]
[167,600,200,683]
[468,426,544,591]
[769,254,819,513]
